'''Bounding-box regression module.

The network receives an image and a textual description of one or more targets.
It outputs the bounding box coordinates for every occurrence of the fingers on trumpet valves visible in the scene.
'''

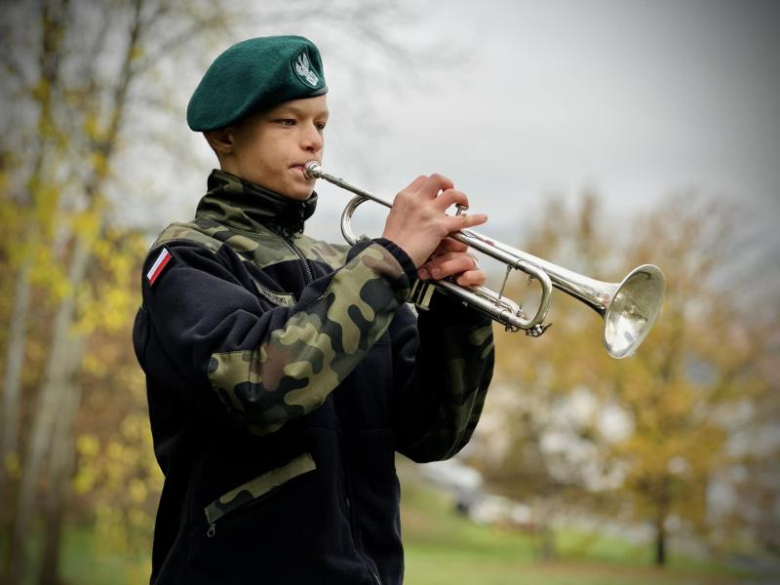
[434,187,467,210]
[444,211,488,233]
[417,251,485,286]
[433,187,486,229]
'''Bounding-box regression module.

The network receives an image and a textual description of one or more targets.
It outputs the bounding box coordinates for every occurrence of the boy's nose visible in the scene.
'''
[302,124,323,152]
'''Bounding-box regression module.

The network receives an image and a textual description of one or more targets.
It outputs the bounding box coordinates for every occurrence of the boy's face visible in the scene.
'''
[219,95,329,200]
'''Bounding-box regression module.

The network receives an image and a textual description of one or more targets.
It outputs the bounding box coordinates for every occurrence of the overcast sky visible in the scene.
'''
[159,0,780,270]
[283,0,780,253]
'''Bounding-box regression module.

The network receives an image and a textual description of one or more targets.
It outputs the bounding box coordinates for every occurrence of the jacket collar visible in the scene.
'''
[196,169,317,237]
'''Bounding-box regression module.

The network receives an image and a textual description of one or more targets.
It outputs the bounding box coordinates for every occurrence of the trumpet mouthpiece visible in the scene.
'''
[303,161,323,180]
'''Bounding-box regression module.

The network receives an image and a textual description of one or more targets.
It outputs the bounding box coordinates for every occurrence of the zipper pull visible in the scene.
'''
[207,523,216,538]
[345,495,351,510]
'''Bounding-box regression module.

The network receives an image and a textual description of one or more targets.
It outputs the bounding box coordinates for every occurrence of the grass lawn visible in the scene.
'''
[6,480,768,584]
[400,480,759,585]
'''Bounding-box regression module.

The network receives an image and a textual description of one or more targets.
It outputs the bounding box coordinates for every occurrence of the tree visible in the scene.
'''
[472,192,778,566]
[0,1,456,582]
[0,2,235,581]
[467,193,618,561]
[610,196,777,565]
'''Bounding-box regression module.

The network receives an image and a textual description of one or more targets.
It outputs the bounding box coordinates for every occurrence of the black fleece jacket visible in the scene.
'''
[132,170,495,584]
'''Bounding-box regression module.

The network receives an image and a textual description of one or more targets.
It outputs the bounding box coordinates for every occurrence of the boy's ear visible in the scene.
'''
[204,127,235,155]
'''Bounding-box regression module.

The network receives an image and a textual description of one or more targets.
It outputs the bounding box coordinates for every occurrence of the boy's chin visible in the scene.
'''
[281,188,313,201]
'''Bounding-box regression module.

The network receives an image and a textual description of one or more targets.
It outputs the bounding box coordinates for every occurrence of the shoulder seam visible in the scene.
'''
[153,222,225,252]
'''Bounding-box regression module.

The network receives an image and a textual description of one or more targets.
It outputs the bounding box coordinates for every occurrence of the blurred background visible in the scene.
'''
[1,0,778,583]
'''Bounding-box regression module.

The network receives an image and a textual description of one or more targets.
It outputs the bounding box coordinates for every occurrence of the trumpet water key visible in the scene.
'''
[303,161,665,359]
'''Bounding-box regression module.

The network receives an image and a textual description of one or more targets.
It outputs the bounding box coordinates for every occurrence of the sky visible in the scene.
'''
[280,0,780,255]
[139,0,780,287]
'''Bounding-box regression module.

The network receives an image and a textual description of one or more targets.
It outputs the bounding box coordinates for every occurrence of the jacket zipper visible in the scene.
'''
[283,236,314,284]
[336,425,383,585]
[285,235,381,585]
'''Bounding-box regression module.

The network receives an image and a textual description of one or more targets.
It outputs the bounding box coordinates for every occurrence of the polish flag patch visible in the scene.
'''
[146,248,172,286]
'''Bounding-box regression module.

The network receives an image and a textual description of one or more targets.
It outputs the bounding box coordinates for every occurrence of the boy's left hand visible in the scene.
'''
[416,237,485,287]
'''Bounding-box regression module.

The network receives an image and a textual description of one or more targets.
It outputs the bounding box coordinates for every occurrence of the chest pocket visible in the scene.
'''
[204,452,317,535]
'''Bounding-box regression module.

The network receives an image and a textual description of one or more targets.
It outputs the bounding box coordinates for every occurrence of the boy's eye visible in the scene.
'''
[276,118,296,126]
[315,122,327,131]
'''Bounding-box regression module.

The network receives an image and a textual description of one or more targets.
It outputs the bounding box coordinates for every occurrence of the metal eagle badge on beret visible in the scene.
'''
[294,49,320,88]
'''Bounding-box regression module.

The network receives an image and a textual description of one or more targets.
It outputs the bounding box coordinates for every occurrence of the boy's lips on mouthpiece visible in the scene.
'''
[292,163,317,177]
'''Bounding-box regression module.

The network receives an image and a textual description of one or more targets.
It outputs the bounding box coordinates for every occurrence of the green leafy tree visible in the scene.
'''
[473,193,777,566]
[0,1,458,582]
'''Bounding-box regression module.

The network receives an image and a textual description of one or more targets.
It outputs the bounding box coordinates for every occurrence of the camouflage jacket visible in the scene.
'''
[133,170,494,585]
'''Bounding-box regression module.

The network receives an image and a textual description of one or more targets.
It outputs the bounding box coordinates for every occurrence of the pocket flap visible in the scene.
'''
[204,452,316,525]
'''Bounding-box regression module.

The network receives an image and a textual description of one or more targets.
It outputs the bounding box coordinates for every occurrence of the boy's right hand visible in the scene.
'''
[381,174,488,268]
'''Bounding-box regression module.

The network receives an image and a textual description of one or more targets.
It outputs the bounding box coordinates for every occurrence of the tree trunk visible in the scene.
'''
[1,0,71,523]
[8,234,91,585]
[655,503,667,566]
[539,523,557,562]
[0,262,32,511]
[39,371,83,585]
[9,1,143,575]
[534,497,557,562]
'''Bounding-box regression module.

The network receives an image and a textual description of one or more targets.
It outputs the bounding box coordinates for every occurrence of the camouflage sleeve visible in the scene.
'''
[140,237,416,436]
[391,293,495,463]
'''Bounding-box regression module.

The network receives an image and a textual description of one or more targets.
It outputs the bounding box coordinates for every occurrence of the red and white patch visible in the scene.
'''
[146,248,172,286]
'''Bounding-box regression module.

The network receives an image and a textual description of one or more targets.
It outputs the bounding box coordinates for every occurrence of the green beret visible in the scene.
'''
[187,35,327,132]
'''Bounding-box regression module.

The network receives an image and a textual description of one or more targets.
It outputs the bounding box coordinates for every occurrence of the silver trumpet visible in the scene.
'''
[304,161,665,359]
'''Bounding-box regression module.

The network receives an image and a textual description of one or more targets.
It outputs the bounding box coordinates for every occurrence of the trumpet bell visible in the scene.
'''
[604,264,666,359]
